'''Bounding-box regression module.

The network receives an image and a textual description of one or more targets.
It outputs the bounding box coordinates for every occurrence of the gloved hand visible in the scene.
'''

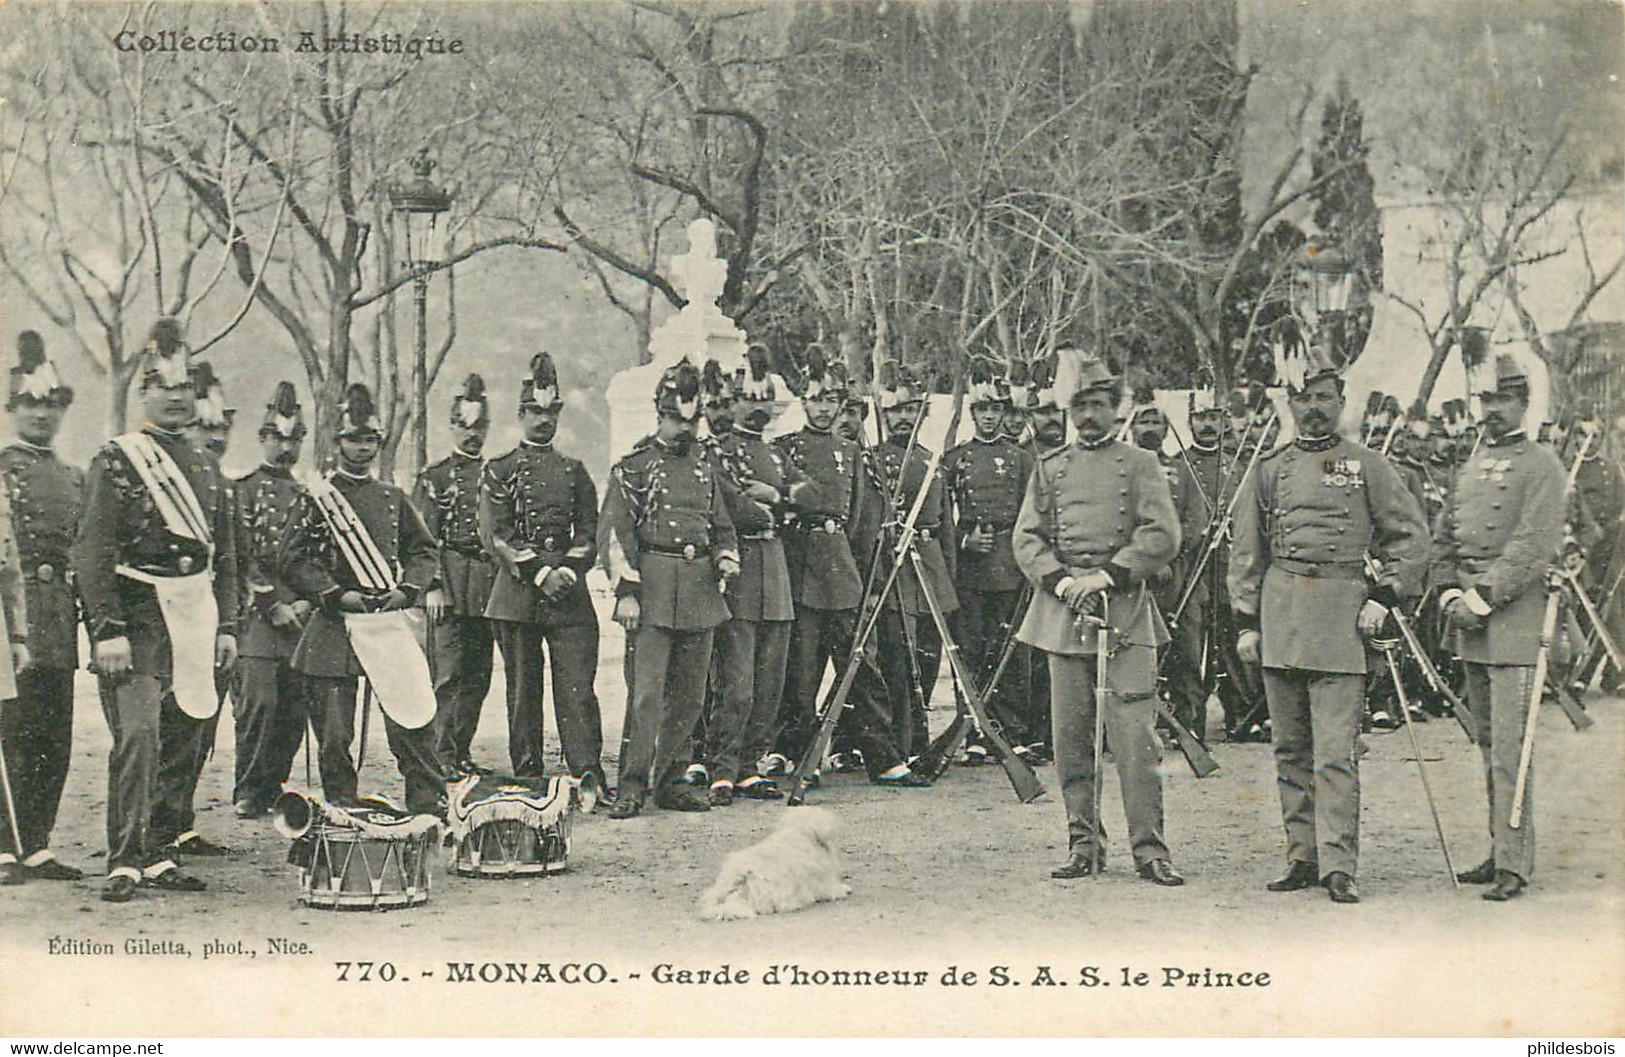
[613,594,641,633]
[1357,599,1389,640]
[10,641,30,673]
[962,522,995,555]
[1443,597,1484,632]
[379,589,410,612]
[423,587,449,623]
[215,633,238,672]
[743,480,780,505]
[717,555,741,581]
[268,601,299,629]
[1236,629,1262,665]
[337,590,368,613]
[540,567,578,601]
[94,636,133,678]
[290,599,314,623]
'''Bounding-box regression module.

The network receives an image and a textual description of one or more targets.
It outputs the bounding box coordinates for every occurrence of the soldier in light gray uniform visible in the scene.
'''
[1437,354,1565,902]
[1229,345,1429,905]
[1014,356,1183,887]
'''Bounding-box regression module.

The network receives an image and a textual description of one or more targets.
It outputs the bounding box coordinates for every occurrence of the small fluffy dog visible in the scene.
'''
[698,808,850,921]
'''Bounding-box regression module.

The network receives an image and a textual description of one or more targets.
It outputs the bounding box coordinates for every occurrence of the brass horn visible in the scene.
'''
[272,791,320,840]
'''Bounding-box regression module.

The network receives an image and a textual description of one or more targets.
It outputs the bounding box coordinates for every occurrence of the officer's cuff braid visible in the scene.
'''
[1233,609,1259,633]
[1367,582,1400,609]
[615,579,641,601]
[1040,571,1066,597]
[1105,562,1133,589]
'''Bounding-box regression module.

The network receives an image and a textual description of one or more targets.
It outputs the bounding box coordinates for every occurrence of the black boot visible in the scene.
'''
[1266,860,1320,892]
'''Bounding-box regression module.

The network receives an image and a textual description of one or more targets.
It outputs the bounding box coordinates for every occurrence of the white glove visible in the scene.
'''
[612,594,641,633]
[1236,629,1262,665]
[1357,599,1389,639]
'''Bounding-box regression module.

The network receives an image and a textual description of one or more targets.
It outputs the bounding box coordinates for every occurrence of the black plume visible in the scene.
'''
[1364,390,1384,417]
[343,382,376,422]
[463,373,486,402]
[531,351,557,390]
[1007,358,1030,388]
[1132,382,1156,407]
[876,359,899,392]
[148,317,184,354]
[746,344,771,382]
[769,344,805,396]
[269,381,300,416]
[673,359,701,401]
[702,358,726,395]
[192,360,219,395]
[804,343,828,384]
[16,331,44,371]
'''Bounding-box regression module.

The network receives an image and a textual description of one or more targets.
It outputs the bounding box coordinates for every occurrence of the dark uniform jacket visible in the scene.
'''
[414,450,498,619]
[1,443,82,669]
[278,471,439,677]
[851,438,959,618]
[1433,432,1564,665]
[1229,434,1429,674]
[709,429,794,623]
[601,437,739,632]
[72,426,238,646]
[233,463,307,660]
[1013,438,1180,676]
[772,427,866,612]
[944,436,1035,594]
[478,442,597,626]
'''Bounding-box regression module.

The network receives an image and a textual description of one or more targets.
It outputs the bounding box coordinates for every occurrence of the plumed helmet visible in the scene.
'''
[700,359,733,405]
[141,318,192,389]
[451,373,489,428]
[336,382,382,439]
[8,330,73,410]
[654,357,703,420]
[260,381,306,440]
[191,360,232,429]
[740,344,776,402]
[520,351,563,410]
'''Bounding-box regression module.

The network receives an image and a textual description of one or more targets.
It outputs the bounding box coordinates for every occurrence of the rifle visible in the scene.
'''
[1383,643,1459,887]
[1364,555,1477,743]
[1511,573,1561,829]
[1560,568,1624,676]
[1152,698,1220,777]
[914,582,1032,780]
[786,436,939,806]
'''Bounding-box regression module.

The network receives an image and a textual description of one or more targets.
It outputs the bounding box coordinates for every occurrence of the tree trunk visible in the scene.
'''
[1412,337,1451,408]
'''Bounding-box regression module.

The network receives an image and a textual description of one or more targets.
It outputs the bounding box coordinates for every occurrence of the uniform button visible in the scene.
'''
[1337,526,1347,534]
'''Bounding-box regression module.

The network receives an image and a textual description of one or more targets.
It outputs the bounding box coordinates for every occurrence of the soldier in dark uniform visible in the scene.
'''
[944,359,1038,761]
[149,360,240,859]
[1229,347,1429,905]
[602,360,741,817]
[72,319,239,902]
[479,354,604,785]
[854,362,958,757]
[0,331,83,885]
[769,347,929,787]
[1567,402,1624,692]
[1438,355,1566,901]
[228,383,313,819]
[415,374,498,777]
[278,383,446,815]
[1014,356,1183,886]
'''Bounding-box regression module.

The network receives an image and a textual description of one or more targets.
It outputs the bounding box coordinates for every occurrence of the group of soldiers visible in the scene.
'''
[0,314,1617,908]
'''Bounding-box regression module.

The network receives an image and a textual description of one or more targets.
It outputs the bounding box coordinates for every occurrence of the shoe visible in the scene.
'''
[1482,870,1525,902]
[26,858,83,882]
[1370,709,1399,731]
[101,875,137,903]
[1050,853,1105,879]
[829,751,865,774]
[708,782,734,807]
[653,785,711,813]
[607,795,643,820]
[1408,707,1429,724]
[460,759,493,776]
[761,753,791,777]
[1266,860,1320,892]
[1456,858,1497,885]
[1026,743,1053,765]
[233,798,264,819]
[958,745,990,767]
[1324,871,1360,904]
[735,777,783,800]
[1137,859,1185,887]
[0,861,23,886]
[684,763,709,786]
[173,834,234,857]
[1014,745,1042,765]
[145,867,207,892]
[871,769,932,788]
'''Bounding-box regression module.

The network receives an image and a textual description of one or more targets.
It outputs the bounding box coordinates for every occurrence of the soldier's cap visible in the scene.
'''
[450,373,490,428]
[1279,336,1342,394]
[654,358,703,420]
[520,351,563,410]
[965,353,1008,408]
[875,360,928,410]
[1476,352,1530,399]
[1187,368,1220,417]
[828,361,863,407]
[1067,355,1116,405]
[739,344,776,403]
[140,318,192,390]
[260,381,307,440]
[8,330,73,410]
[700,359,733,405]
[336,382,383,439]
[191,360,232,429]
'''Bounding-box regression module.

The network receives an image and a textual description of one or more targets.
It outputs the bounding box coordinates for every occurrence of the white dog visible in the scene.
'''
[698,808,850,921]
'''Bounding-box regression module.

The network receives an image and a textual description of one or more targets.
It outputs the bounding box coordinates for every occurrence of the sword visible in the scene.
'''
[1511,574,1561,829]
[1384,644,1459,887]
[1085,596,1110,881]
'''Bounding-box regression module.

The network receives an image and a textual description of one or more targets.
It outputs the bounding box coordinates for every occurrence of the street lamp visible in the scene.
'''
[390,148,453,475]
[1294,236,1358,360]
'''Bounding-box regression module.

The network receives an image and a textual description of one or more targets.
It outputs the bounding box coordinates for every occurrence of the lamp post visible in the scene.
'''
[390,149,453,476]
[1294,237,1356,360]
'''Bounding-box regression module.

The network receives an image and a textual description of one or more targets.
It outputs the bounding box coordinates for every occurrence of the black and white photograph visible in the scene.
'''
[0,0,1620,1040]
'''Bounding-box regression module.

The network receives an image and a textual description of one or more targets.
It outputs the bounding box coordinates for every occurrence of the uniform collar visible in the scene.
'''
[334,467,373,482]
[1073,434,1113,451]
[1189,440,1220,455]
[453,446,482,461]
[733,425,763,440]
[520,439,553,452]
[1486,429,1526,448]
[1293,433,1340,453]
[9,440,52,457]
[259,462,294,478]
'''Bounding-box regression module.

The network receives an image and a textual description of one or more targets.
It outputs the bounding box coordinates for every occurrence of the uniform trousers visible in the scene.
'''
[876,608,932,756]
[1263,668,1363,878]
[779,605,904,777]
[0,667,74,859]
[493,620,602,779]
[151,671,227,849]
[1464,663,1536,881]
[306,675,446,816]
[954,587,1034,743]
[705,617,791,782]
[98,627,180,873]
[620,624,713,796]
[429,614,496,766]
[232,657,310,810]
[1049,653,1168,866]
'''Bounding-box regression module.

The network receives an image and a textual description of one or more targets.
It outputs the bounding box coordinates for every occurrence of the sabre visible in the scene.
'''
[1082,595,1111,881]
[1364,555,1476,743]
[1383,644,1459,887]
[1510,574,1561,829]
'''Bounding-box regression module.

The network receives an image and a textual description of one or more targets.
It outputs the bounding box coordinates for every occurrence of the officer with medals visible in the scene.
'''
[1228,343,1429,905]
[277,383,446,815]
[0,331,82,886]
[416,374,500,778]
[602,359,741,817]
[72,319,239,903]
[854,361,958,757]
[226,382,313,819]
[1014,355,1181,885]
[770,347,932,788]
[1437,354,1566,902]
[698,349,795,805]
[479,353,604,786]
[944,357,1038,761]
